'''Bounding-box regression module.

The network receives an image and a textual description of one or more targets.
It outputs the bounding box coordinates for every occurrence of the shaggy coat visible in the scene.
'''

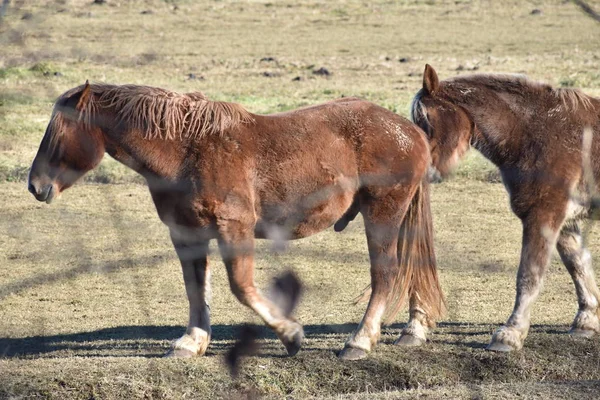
[29,82,444,359]
[411,64,600,351]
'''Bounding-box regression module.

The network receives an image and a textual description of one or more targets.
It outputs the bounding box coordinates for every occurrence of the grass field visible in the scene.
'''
[1,0,600,398]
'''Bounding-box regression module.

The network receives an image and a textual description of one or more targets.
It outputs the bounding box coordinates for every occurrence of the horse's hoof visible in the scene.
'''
[394,334,425,347]
[164,348,196,358]
[338,346,368,361]
[486,341,515,352]
[569,328,596,338]
[487,326,523,352]
[282,328,303,356]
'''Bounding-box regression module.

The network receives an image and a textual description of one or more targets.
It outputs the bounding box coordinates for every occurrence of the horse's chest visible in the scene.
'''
[150,190,216,231]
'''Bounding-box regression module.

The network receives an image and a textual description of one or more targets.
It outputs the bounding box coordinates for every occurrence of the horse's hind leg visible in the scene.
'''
[339,193,408,360]
[557,222,600,337]
[167,235,211,358]
[395,295,432,346]
[218,234,304,356]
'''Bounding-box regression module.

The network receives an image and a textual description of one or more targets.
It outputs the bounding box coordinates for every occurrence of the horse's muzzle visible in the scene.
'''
[427,165,443,183]
[28,181,55,203]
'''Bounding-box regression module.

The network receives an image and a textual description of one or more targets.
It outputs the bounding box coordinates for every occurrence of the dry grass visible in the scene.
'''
[2,181,600,399]
[2,0,600,398]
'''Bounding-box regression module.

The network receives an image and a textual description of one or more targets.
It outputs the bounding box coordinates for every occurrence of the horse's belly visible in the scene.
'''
[255,181,357,240]
[290,194,353,239]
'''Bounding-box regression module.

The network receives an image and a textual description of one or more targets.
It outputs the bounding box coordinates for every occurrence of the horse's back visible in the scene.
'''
[253,98,428,176]
[260,97,426,153]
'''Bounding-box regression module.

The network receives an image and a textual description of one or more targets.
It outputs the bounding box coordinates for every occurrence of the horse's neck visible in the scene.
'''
[470,121,511,167]
[459,93,523,168]
[103,126,185,185]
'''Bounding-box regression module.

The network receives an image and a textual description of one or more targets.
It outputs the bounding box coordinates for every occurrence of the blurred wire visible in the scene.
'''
[0,0,10,18]
[580,128,598,244]
[573,0,600,23]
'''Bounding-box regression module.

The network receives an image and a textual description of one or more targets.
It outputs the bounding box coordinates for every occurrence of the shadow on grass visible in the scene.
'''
[0,243,368,301]
[2,324,600,398]
[0,323,357,358]
[0,254,171,301]
[0,321,578,359]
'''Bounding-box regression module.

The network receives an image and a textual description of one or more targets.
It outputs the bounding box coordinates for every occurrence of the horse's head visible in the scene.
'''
[28,81,105,203]
[411,64,474,181]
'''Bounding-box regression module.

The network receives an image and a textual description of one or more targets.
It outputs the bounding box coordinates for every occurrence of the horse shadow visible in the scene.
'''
[0,321,570,358]
[0,323,363,358]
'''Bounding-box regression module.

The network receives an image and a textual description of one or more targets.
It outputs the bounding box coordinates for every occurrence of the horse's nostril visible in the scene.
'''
[28,181,38,195]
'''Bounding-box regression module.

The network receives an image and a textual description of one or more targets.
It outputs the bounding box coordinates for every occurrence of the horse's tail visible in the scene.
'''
[384,178,446,324]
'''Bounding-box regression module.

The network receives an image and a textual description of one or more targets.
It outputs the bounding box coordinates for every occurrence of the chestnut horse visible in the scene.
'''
[28,82,444,360]
[411,64,600,351]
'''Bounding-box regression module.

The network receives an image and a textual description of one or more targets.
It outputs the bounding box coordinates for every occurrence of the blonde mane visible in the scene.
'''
[554,87,594,111]
[445,73,594,111]
[55,84,254,140]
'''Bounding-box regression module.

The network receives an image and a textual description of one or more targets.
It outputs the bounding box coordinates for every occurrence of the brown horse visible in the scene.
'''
[411,64,600,351]
[28,82,444,360]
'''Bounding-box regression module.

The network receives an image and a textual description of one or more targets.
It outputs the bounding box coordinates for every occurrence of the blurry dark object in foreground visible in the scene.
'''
[225,270,303,378]
[269,270,303,318]
[225,325,261,379]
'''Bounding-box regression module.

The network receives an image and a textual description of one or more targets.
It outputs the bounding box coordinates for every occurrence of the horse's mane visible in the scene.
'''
[55,84,254,140]
[443,73,594,111]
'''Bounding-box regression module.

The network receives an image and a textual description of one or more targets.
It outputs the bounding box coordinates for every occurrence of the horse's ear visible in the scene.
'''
[76,80,91,111]
[423,64,439,95]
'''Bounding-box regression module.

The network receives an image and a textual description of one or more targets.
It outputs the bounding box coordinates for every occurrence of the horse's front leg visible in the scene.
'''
[218,231,304,356]
[487,213,560,352]
[166,234,211,358]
